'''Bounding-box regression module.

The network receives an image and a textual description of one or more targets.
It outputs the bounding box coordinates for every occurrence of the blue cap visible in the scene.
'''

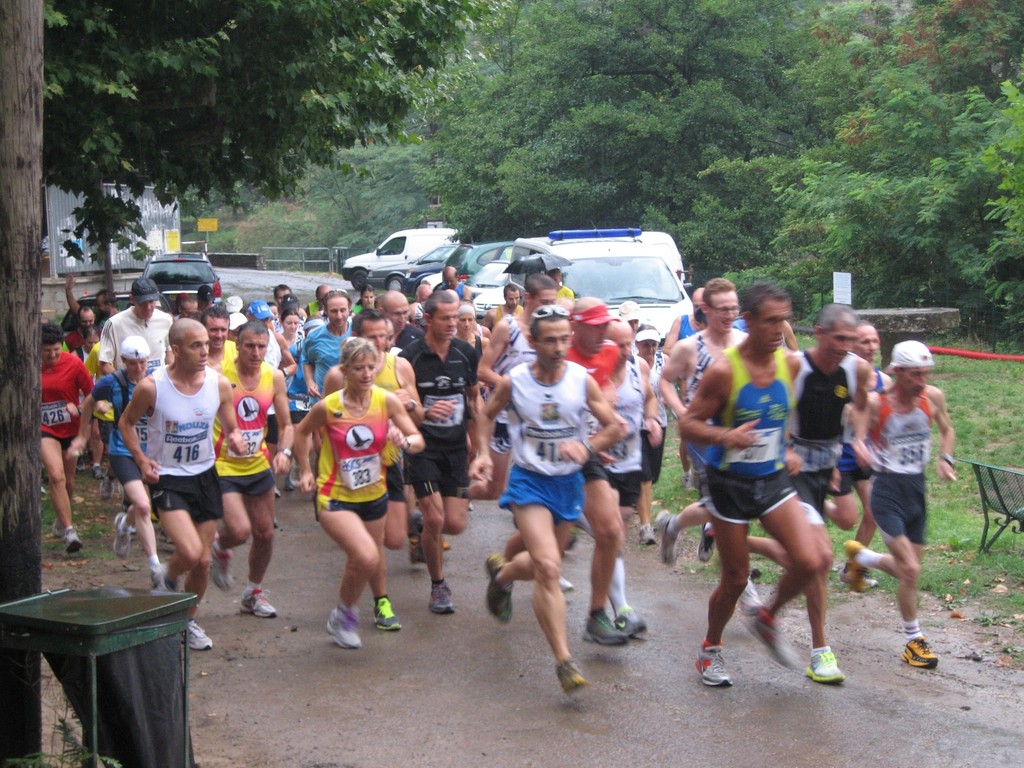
[246,299,272,320]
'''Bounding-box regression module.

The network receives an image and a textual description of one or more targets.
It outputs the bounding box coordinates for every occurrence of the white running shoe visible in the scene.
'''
[241,588,278,618]
[655,511,679,566]
[187,620,213,651]
[638,523,656,546]
[210,536,234,591]
[112,510,133,558]
[327,607,361,649]
[559,576,575,593]
[738,577,764,617]
[64,526,83,554]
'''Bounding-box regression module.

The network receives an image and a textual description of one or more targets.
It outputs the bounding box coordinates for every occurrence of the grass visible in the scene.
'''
[651,345,1024,658]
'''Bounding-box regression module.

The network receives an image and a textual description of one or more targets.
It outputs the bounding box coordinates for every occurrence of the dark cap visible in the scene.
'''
[198,284,214,301]
[131,277,161,303]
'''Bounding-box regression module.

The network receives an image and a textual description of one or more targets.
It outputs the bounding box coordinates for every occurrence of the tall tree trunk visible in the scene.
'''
[0,0,45,760]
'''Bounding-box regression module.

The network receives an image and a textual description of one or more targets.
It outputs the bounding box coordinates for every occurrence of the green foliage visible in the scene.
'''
[43,0,485,260]
[429,0,833,243]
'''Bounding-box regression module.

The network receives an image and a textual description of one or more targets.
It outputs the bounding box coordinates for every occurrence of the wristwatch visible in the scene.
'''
[940,452,954,466]
[403,436,413,450]
[282,448,293,459]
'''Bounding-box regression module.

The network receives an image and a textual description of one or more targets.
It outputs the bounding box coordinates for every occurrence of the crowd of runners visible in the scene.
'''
[41,272,955,693]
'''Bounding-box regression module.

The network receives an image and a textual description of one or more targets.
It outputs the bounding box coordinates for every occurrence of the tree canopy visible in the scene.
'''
[43,0,485,258]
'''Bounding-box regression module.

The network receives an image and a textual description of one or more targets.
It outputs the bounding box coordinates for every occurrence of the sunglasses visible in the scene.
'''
[532,305,571,320]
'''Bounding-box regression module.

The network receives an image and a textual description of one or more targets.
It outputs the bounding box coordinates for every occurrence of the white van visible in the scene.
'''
[341,227,457,288]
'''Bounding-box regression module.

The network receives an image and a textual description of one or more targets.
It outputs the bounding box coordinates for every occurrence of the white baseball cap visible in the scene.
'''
[225,296,244,314]
[635,328,661,344]
[120,335,151,360]
[229,312,247,331]
[617,300,641,323]
[890,340,934,369]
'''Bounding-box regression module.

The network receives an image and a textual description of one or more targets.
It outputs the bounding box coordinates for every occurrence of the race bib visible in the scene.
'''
[423,394,465,428]
[724,428,783,465]
[41,401,70,427]
[228,428,265,458]
[339,455,382,491]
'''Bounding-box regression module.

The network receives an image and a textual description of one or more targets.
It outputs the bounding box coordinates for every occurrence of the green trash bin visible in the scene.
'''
[0,587,197,768]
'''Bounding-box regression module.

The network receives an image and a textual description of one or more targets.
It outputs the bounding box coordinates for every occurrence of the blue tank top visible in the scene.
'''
[706,346,793,477]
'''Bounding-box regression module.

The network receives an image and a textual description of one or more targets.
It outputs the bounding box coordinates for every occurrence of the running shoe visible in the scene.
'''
[614,605,648,638]
[408,534,426,564]
[839,564,878,590]
[654,511,679,566]
[806,650,846,684]
[429,580,455,614]
[638,523,656,546]
[374,597,402,631]
[747,607,801,669]
[327,606,361,649]
[559,576,575,593]
[241,588,278,618]
[51,519,65,539]
[64,526,83,554]
[738,578,764,617]
[696,645,732,687]
[484,554,512,622]
[99,475,114,500]
[91,463,104,480]
[187,620,213,651]
[210,536,234,591]
[583,609,629,646]
[697,522,716,562]
[152,563,179,592]
[843,540,868,593]
[112,509,132,558]
[903,636,938,669]
[556,658,589,694]
[283,473,296,492]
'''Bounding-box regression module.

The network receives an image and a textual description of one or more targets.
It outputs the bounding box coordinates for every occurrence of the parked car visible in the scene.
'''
[468,254,519,319]
[422,241,514,291]
[364,242,460,293]
[511,228,686,281]
[62,291,174,330]
[141,253,221,302]
[341,227,457,289]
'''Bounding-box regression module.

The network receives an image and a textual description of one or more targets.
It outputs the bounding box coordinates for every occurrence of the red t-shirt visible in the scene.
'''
[567,342,618,388]
[41,352,93,438]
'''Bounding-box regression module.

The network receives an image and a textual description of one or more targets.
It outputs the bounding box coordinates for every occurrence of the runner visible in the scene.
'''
[845,340,956,669]
[634,325,666,545]
[324,309,423,631]
[399,290,481,614]
[120,318,247,651]
[678,282,831,686]
[98,277,172,376]
[472,304,623,693]
[294,337,425,649]
[41,322,93,553]
[303,290,352,401]
[208,321,295,619]
[70,335,162,583]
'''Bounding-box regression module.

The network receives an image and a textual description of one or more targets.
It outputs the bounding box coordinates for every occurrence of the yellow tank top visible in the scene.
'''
[214,361,274,476]
[318,387,390,505]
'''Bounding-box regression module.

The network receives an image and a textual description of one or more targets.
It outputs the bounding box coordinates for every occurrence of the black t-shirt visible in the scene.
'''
[400,336,478,448]
[395,323,424,351]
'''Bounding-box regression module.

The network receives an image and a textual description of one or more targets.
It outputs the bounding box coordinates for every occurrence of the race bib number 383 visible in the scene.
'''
[339,455,382,491]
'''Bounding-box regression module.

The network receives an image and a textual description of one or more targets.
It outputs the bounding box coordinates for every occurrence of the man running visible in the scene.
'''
[399,290,481,614]
[472,304,624,693]
[845,340,956,669]
[303,290,352,400]
[70,335,162,583]
[120,318,246,651]
[679,282,831,687]
[98,277,173,376]
[201,304,235,372]
[209,321,295,619]
[381,290,424,351]
[481,283,523,331]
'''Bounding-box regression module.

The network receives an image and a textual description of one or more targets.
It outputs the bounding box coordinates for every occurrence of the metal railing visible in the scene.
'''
[261,246,351,273]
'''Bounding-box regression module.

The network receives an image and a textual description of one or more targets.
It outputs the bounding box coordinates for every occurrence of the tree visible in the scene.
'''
[43,0,485,263]
[0,0,45,760]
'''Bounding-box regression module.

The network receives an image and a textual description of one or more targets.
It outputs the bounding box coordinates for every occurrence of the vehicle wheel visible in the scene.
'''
[348,270,368,290]
[385,276,405,292]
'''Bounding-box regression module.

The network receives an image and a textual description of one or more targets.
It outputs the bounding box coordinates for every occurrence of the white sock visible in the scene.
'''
[855,548,884,569]
[148,555,160,569]
[812,645,831,656]
[904,620,923,642]
[609,556,627,614]
[247,581,261,594]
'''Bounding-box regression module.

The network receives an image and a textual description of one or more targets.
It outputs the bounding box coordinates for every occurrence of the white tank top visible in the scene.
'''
[607,358,645,474]
[507,362,589,477]
[146,366,221,476]
[494,316,536,425]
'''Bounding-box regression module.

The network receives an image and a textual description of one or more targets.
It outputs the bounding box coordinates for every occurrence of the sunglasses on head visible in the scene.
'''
[532,305,570,320]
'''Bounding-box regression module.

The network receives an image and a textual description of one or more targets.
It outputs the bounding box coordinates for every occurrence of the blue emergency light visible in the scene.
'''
[547,228,643,241]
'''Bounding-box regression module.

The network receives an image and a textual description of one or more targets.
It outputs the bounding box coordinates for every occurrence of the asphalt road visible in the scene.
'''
[217,266,354,307]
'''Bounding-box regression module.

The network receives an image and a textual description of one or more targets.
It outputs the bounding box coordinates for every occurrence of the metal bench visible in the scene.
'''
[959,459,1024,553]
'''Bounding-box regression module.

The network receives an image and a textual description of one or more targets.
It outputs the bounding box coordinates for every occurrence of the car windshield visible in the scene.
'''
[564,257,682,304]
[146,262,215,283]
[468,260,512,287]
[416,244,458,265]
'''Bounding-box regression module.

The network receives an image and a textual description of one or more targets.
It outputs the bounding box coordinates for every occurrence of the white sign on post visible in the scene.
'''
[833,272,852,305]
